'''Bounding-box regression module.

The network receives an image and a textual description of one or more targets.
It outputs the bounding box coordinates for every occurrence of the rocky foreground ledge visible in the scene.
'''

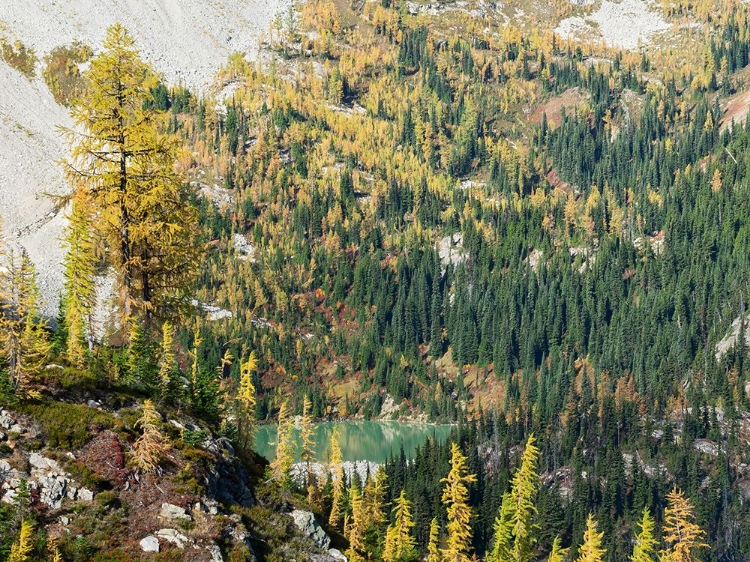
[0,402,348,561]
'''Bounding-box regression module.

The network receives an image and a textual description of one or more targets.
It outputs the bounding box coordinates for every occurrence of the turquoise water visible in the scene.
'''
[254,420,453,464]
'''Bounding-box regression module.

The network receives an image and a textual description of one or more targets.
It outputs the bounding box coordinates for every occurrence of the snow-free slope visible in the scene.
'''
[0,61,72,316]
[0,0,289,93]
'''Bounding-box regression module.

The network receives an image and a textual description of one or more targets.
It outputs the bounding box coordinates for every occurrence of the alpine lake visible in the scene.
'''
[254,420,453,464]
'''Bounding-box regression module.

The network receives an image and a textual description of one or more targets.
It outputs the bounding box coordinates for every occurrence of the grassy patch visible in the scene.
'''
[16,400,118,449]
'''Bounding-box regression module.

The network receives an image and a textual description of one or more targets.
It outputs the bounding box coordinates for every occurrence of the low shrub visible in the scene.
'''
[42,41,92,105]
[1,38,37,78]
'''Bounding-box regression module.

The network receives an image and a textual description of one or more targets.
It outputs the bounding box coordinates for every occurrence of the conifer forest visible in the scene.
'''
[4,0,750,559]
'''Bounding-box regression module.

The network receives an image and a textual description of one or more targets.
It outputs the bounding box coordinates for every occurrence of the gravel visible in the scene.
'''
[556,0,671,50]
[0,0,291,93]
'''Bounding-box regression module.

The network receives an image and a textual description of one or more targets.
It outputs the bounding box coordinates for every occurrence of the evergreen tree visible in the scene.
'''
[441,442,477,562]
[61,188,96,367]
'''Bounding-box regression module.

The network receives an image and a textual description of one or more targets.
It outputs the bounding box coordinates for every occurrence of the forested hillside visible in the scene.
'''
[172,0,750,557]
[3,0,750,559]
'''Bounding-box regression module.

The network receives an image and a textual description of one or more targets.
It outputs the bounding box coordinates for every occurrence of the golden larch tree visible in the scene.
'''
[157,320,176,398]
[576,514,606,562]
[660,487,707,562]
[132,399,168,473]
[236,351,258,455]
[328,424,345,527]
[489,433,540,562]
[0,250,50,392]
[270,399,295,485]
[61,188,96,367]
[64,23,199,329]
[630,508,657,562]
[548,536,569,562]
[427,517,442,562]
[346,485,367,562]
[383,489,418,562]
[8,520,34,562]
[441,442,478,562]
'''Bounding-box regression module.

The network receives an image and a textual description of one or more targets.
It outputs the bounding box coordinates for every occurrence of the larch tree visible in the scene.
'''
[346,485,367,562]
[630,508,657,562]
[576,514,606,562]
[660,487,707,562]
[157,320,177,399]
[441,442,478,562]
[0,250,50,392]
[61,188,96,367]
[328,424,345,527]
[236,351,258,456]
[548,536,569,562]
[132,399,168,473]
[427,517,441,562]
[489,433,540,562]
[270,399,295,485]
[382,489,418,562]
[64,23,199,331]
[362,467,389,555]
[8,520,33,562]
[300,394,316,475]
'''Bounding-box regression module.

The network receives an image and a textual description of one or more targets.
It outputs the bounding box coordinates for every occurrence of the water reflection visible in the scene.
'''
[254,421,453,464]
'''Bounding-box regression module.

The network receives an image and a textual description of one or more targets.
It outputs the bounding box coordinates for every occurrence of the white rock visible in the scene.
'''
[160,502,191,521]
[140,536,160,553]
[0,410,14,430]
[29,453,61,473]
[328,549,348,561]
[78,488,94,502]
[156,528,190,549]
[206,543,224,562]
[290,509,331,550]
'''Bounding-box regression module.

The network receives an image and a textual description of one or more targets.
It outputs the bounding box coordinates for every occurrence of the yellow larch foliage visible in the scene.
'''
[441,442,478,562]
[660,487,708,562]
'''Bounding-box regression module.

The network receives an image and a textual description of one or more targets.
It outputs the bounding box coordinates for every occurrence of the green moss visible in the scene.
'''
[16,400,118,449]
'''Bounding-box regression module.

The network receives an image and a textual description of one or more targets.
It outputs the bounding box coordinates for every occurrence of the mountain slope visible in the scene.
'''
[0,0,289,316]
